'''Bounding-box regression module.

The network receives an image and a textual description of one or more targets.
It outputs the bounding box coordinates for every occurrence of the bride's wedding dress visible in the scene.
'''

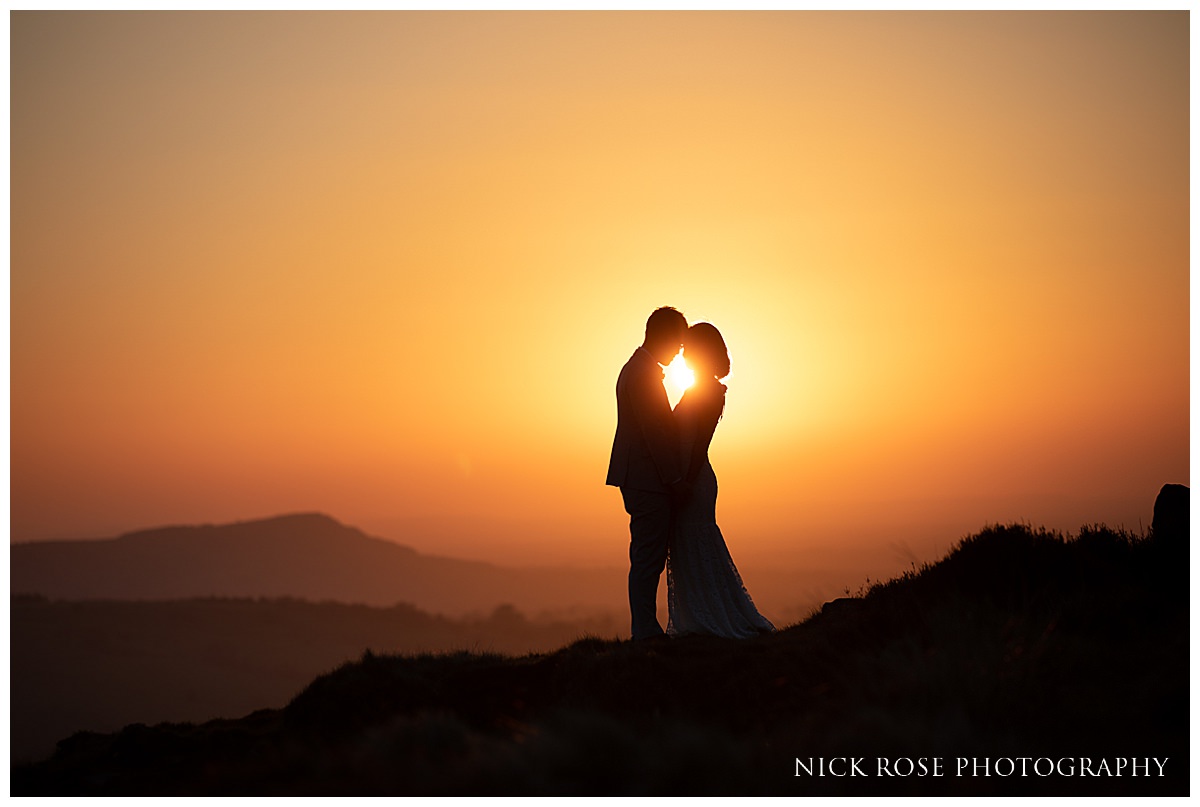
[666,378,775,638]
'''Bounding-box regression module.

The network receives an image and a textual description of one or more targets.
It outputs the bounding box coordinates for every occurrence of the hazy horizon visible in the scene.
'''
[11,12,1188,582]
[6,495,1175,625]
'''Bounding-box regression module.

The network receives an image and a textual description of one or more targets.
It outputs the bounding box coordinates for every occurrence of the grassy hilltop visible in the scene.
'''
[12,523,1188,796]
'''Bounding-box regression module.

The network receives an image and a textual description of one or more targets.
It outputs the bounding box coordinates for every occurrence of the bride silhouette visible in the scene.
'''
[667,322,776,638]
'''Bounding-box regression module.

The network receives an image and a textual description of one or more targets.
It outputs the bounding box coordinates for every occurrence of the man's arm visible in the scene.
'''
[629,364,684,488]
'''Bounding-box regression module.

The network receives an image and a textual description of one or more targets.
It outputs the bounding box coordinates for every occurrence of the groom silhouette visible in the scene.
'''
[606,306,689,641]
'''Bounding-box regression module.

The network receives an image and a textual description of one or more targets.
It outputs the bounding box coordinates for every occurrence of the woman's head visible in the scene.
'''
[684,322,730,380]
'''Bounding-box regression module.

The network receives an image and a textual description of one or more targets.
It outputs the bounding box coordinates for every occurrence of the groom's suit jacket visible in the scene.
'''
[606,347,683,493]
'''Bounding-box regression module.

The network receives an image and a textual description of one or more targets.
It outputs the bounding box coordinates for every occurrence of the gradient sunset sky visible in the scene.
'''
[11,11,1189,586]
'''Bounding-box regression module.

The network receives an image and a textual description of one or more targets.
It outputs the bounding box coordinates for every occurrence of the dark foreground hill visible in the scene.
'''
[11,513,623,616]
[13,524,1188,796]
[11,596,623,764]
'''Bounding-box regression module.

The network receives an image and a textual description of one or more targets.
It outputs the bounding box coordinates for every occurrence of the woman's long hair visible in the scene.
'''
[684,322,730,419]
[685,322,730,380]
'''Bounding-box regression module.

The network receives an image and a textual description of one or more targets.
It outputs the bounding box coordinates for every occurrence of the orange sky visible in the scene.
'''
[10,12,1190,593]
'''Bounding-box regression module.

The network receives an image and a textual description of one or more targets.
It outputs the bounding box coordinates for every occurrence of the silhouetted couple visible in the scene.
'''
[606,307,775,641]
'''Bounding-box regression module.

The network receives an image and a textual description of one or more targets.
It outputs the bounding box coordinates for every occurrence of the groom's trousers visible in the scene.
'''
[621,486,672,640]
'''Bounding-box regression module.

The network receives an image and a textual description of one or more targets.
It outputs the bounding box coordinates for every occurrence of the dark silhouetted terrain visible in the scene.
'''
[11,513,626,615]
[14,523,1188,796]
[11,596,621,764]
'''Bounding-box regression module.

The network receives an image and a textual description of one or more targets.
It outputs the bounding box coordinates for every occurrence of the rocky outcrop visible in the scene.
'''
[1151,483,1189,547]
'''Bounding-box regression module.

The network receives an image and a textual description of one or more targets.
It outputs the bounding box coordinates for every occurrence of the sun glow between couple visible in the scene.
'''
[664,351,695,392]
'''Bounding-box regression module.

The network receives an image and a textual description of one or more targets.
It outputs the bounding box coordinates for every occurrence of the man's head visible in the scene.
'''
[642,306,688,365]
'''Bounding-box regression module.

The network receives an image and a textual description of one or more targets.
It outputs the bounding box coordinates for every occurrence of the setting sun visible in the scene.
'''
[664,352,695,398]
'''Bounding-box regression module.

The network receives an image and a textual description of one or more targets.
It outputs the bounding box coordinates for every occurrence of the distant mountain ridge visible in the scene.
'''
[10,513,623,616]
